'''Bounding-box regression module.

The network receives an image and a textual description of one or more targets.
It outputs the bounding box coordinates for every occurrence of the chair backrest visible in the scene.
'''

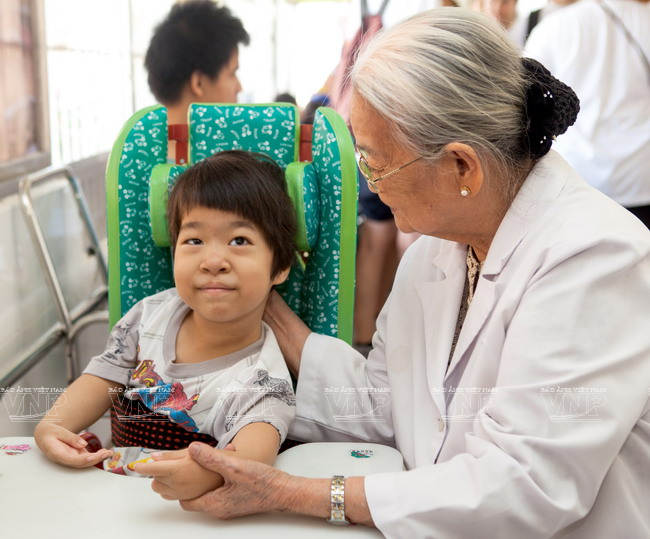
[106,103,357,343]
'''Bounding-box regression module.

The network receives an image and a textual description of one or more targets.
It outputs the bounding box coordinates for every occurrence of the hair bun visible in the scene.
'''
[522,58,580,159]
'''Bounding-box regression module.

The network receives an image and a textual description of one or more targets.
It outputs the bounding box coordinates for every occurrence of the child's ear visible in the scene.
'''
[271,267,291,286]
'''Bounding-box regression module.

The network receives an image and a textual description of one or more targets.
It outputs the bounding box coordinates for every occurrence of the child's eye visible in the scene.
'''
[184,238,203,246]
[229,236,250,246]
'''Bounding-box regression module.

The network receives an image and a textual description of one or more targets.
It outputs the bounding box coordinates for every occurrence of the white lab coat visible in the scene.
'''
[290,151,650,538]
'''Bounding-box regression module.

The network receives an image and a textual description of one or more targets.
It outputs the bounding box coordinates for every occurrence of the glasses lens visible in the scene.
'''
[359,158,372,181]
[357,150,372,181]
[358,157,372,182]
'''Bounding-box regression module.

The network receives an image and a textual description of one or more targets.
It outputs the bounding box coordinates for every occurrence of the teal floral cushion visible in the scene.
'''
[106,104,356,343]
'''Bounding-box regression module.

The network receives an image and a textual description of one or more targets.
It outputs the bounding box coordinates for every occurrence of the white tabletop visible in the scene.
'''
[275,441,404,478]
[0,437,402,537]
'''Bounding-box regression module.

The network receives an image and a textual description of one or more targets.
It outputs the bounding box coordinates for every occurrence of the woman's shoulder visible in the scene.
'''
[546,158,648,250]
[486,152,650,281]
[513,153,650,270]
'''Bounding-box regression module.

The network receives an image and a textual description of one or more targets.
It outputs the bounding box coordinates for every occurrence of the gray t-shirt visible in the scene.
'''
[84,288,295,449]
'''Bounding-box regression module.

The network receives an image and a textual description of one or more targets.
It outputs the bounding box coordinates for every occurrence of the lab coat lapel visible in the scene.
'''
[415,242,466,413]
[445,279,496,378]
[445,151,571,380]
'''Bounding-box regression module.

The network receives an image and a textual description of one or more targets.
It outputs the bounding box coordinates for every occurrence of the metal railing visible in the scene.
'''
[0,166,110,387]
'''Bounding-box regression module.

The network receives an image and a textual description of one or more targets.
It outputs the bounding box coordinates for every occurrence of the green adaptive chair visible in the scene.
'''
[106,103,357,343]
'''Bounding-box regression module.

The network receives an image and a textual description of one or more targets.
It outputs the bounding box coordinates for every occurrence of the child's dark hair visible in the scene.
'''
[145,1,249,105]
[167,150,297,278]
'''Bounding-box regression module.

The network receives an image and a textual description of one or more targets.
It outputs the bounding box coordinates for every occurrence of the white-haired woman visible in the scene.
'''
[147,9,650,537]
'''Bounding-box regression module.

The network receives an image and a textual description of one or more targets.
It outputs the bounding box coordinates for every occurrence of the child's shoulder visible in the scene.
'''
[134,287,183,312]
[144,287,180,303]
[214,324,287,379]
[248,323,291,379]
[120,288,184,325]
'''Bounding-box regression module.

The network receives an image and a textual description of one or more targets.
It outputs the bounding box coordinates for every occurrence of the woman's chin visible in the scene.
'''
[394,214,415,234]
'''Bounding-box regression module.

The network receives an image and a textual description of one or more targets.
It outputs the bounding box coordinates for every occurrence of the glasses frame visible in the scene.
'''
[356,148,423,193]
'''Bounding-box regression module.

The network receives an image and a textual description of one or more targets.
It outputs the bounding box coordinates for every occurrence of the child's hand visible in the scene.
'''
[34,422,112,468]
[135,448,227,501]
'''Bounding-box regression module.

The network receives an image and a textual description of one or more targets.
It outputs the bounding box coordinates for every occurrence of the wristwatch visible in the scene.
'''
[326,475,351,525]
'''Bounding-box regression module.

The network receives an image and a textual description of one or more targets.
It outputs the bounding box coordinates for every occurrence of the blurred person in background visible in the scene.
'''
[525,0,650,227]
[144,0,249,164]
[519,0,580,44]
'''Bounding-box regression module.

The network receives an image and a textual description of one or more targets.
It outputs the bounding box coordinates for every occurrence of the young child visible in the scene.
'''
[34,150,297,500]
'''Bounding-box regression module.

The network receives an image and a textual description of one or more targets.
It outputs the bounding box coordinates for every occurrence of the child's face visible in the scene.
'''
[173,206,289,328]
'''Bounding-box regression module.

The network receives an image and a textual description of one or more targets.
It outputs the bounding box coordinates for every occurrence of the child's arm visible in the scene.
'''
[228,421,281,464]
[34,374,124,468]
[136,422,281,500]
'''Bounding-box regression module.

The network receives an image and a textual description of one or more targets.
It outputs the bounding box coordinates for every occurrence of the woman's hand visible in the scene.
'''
[263,291,311,377]
[178,442,296,519]
[178,442,375,526]
[33,422,112,468]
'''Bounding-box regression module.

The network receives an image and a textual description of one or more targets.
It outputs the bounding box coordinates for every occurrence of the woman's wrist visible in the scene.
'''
[343,476,374,527]
[278,474,331,518]
[277,474,374,527]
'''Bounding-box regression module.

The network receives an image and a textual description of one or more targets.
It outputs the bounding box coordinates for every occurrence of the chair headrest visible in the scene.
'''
[148,160,320,253]
[107,103,357,343]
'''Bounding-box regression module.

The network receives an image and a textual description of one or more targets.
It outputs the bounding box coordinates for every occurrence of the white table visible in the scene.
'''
[0,437,402,537]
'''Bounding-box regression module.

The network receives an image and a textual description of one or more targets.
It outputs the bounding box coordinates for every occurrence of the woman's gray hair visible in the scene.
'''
[351,8,528,184]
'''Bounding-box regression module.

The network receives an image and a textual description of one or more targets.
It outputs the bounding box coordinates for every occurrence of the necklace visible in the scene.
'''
[466,246,483,306]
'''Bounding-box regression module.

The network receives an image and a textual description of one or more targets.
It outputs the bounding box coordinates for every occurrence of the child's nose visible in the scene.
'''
[200,249,230,273]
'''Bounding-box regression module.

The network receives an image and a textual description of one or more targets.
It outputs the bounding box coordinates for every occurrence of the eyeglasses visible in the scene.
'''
[356,147,423,193]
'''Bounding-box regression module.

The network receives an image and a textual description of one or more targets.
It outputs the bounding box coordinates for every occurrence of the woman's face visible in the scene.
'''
[350,93,464,238]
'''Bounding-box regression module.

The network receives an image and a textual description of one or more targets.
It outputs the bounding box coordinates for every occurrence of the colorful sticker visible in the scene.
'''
[1,443,31,455]
[350,449,374,459]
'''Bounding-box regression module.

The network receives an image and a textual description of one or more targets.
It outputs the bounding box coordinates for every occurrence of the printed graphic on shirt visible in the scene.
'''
[254,369,296,406]
[222,370,296,432]
[101,320,131,363]
[130,382,200,432]
[132,359,163,387]
[127,360,200,432]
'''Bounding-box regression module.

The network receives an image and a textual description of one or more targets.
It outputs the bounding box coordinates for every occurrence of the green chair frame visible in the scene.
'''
[106,103,357,343]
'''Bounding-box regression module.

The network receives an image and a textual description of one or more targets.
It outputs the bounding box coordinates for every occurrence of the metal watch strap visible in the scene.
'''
[327,475,351,525]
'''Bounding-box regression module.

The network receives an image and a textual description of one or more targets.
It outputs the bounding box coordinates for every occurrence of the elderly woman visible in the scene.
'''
[146,9,650,537]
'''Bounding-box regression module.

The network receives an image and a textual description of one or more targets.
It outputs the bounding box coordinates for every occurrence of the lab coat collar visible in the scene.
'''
[482,151,570,278]
[447,151,572,376]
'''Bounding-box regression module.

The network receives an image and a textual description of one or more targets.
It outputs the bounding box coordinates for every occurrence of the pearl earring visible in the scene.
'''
[460,186,471,197]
